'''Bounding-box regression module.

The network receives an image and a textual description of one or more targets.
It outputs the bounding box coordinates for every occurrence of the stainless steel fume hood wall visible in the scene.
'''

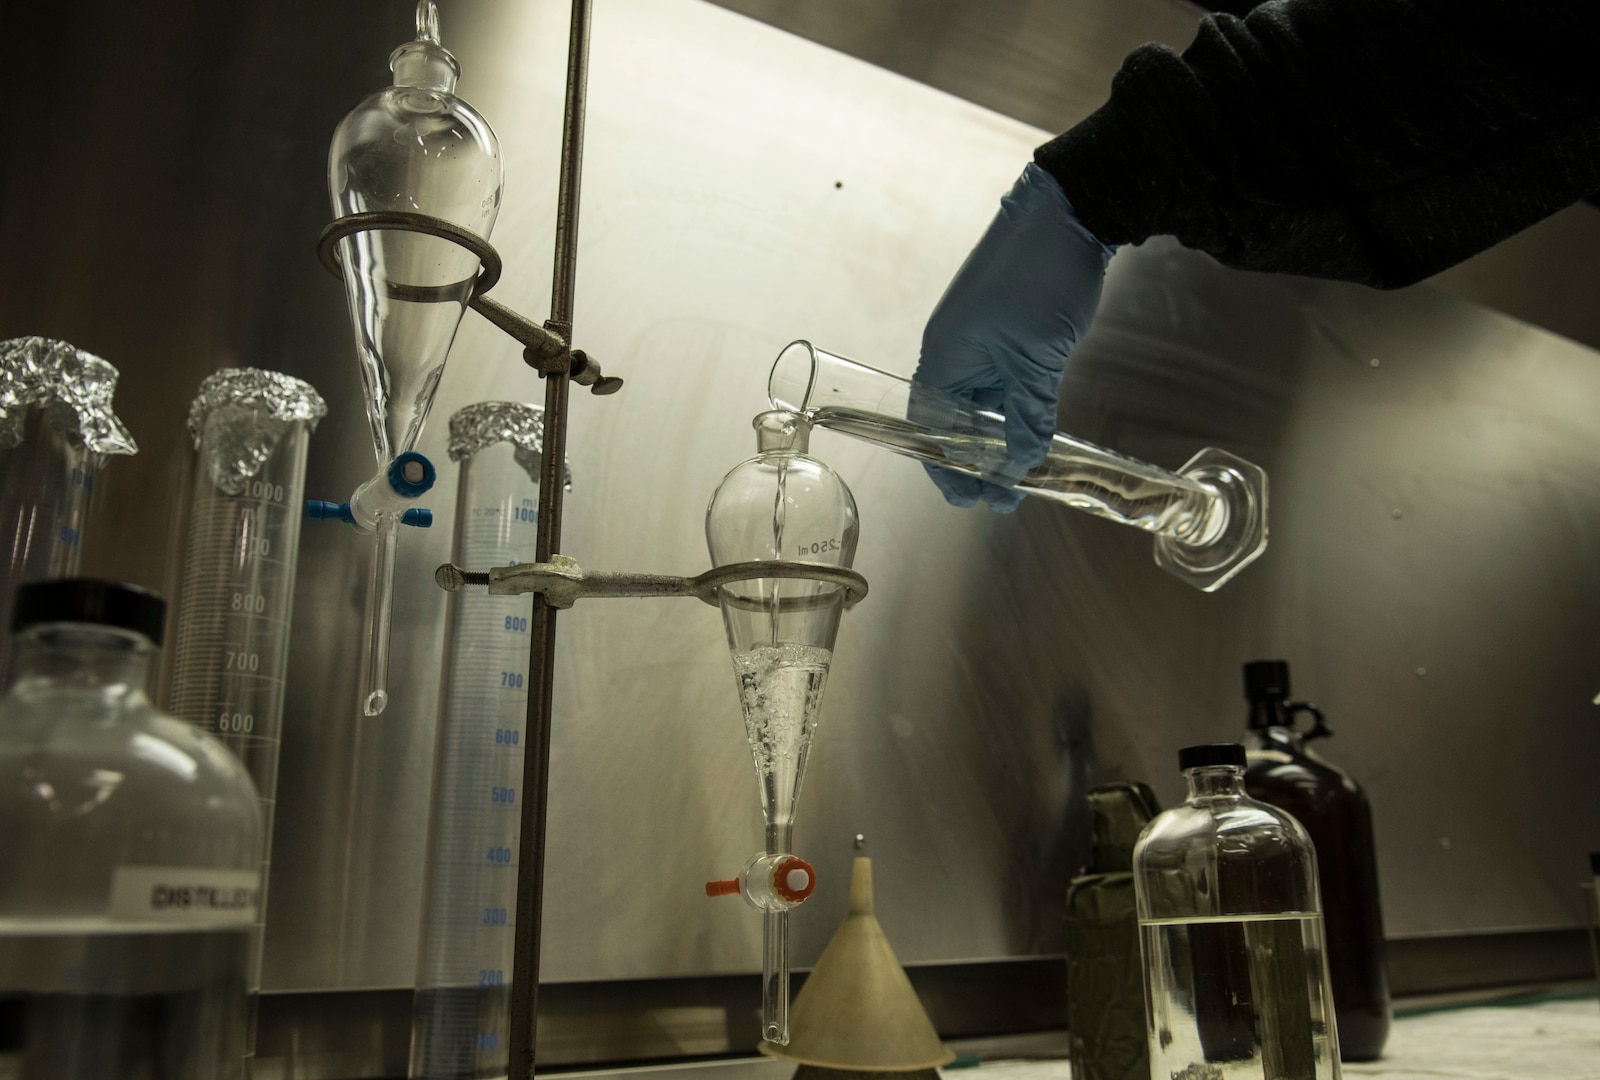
[5,0,1600,1065]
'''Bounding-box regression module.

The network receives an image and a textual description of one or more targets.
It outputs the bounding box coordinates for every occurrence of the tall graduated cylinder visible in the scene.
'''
[0,580,261,1079]
[1133,743,1340,1080]
[168,368,326,1054]
[410,403,546,1079]
[0,337,138,680]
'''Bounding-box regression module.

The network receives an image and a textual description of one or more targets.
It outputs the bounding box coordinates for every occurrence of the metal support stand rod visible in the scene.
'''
[508,0,592,1075]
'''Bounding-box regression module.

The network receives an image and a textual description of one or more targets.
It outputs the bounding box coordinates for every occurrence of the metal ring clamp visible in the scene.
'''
[317,211,504,301]
[691,561,869,611]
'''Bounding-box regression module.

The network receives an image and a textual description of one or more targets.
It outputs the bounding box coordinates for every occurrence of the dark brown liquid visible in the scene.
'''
[1245,726,1391,1061]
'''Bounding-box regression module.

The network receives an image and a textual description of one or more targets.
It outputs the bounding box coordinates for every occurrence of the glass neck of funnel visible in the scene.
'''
[753,410,810,455]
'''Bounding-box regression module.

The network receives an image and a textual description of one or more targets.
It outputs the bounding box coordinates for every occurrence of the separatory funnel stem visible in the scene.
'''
[360,518,399,717]
[762,818,795,1044]
[307,450,436,717]
[764,910,791,1044]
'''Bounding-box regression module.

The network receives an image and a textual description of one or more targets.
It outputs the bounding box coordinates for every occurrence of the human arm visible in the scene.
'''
[1036,0,1600,289]
[919,0,1600,511]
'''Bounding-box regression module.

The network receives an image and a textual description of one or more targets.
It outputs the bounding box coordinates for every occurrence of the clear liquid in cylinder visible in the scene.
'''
[811,405,1222,542]
[1140,914,1340,1080]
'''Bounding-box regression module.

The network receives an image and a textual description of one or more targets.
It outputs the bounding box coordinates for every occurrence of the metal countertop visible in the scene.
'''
[548,993,1598,1080]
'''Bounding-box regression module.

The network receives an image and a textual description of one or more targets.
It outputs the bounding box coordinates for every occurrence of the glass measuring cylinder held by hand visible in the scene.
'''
[0,337,138,680]
[706,411,859,1046]
[768,341,1268,591]
[168,369,326,1060]
[410,403,551,1080]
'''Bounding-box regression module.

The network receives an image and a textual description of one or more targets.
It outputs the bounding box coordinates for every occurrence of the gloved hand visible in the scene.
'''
[914,163,1116,512]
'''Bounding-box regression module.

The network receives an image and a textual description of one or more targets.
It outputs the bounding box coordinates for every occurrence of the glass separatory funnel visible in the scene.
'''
[769,341,1268,591]
[705,411,859,1046]
[319,0,504,715]
[168,368,326,1063]
[0,337,137,681]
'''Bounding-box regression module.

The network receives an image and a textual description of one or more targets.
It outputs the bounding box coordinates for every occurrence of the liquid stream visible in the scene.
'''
[1140,913,1341,1080]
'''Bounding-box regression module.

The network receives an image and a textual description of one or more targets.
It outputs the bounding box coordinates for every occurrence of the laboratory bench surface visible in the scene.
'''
[553,992,1599,1080]
[961,999,1598,1080]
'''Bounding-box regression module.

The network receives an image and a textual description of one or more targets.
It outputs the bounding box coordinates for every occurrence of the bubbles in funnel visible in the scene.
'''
[734,642,831,835]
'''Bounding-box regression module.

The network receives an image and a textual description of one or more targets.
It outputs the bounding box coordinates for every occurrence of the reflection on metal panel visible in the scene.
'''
[3,0,1598,1032]
[708,0,1600,355]
[703,0,1205,134]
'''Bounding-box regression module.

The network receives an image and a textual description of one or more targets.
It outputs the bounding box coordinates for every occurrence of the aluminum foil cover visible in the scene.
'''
[0,336,138,454]
[187,368,328,495]
[447,401,571,489]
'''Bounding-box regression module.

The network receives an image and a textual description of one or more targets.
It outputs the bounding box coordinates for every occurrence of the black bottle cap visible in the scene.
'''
[1244,659,1290,701]
[1179,743,1247,771]
[11,579,166,643]
[1590,852,1600,876]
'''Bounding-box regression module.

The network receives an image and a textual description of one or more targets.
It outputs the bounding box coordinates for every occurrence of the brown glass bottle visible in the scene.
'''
[1240,660,1391,1062]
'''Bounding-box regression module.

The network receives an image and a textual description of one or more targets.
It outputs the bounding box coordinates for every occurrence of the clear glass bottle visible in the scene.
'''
[0,580,262,1079]
[1134,743,1341,1080]
[1241,660,1390,1062]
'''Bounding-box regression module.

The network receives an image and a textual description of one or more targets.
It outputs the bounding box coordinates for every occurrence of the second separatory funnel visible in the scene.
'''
[705,411,859,1046]
[316,0,504,715]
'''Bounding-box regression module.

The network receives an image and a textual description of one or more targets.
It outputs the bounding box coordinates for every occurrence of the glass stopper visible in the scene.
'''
[416,0,441,44]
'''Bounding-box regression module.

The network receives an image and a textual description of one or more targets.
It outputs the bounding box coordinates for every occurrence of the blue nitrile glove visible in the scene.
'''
[914,163,1116,512]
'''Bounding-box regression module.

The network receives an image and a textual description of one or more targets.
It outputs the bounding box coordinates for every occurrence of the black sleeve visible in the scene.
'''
[1034,0,1600,288]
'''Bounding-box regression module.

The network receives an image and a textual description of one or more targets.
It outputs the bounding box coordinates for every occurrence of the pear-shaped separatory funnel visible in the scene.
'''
[761,858,955,1071]
[706,411,858,855]
[327,0,504,467]
[324,1,504,716]
[706,410,859,1046]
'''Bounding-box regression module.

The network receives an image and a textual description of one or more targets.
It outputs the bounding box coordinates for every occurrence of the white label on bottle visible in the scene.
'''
[106,867,260,926]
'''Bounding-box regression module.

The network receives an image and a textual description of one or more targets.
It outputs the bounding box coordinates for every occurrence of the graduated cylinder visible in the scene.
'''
[168,367,326,1059]
[0,337,138,680]
[768,340,1268,591]
[410,403,546,1080]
